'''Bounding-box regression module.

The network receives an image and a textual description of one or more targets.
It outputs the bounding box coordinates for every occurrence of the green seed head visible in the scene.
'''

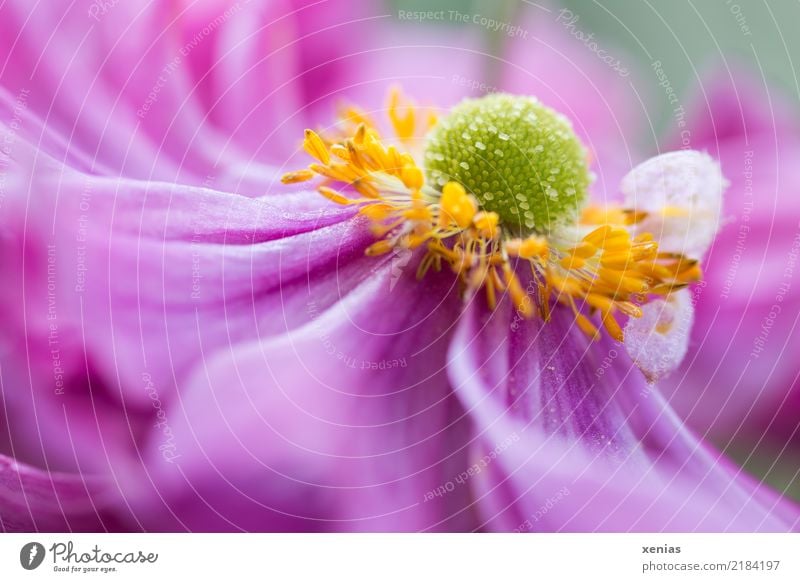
[424,93,592,234]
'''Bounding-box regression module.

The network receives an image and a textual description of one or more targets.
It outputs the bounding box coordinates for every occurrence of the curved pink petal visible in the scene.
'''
[0,1,382,183]
[0,1,485,190]
[0,2,488,530]
[660,68,800,447]
[0,105,374,492]
[0,454,112,532]
[1,92,480,530]
[448,297,800,531]
[124,262,476,531]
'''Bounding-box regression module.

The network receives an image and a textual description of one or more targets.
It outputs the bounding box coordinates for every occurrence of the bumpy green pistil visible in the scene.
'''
[424,93,592,234]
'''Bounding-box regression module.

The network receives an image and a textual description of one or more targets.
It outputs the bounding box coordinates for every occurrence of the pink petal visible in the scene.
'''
[0,454,112,532]
[0,110,370,483]
[660,69,800,445]
[448,298,800,531]
[126,263,476,531]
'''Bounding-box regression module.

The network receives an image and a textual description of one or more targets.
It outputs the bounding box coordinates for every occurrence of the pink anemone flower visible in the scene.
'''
[0,1,797,532]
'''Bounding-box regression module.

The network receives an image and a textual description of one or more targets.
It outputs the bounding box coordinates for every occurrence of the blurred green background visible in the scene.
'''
[392,0,800,134]
[392,0,800,500]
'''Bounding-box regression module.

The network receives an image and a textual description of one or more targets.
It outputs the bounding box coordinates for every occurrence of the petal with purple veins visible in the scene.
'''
[448,298,800,531]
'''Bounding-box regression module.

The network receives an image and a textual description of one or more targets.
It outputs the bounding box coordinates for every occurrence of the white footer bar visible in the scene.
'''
[1,533,796,581]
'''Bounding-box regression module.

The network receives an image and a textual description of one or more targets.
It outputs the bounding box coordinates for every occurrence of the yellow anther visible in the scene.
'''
[623,209,648,224]
[513,236,549,260]
[630,241,659,261]
[403,206,432,222]
[401,164,424,190]
[303,129,330,164]
[599,228,632,251]
[346,141,366,170]
[602,311,624,342]
[583,225,614,247]
[339,107,374,130]
[388,88,416,140]
[364,133,390,168]
[280,169,315,184]
[575,312,600,340]
[597,268,648,294]
[599,251,633,269]
[585,293,614,313]
[635,261,674,280]
[649,283,686,295]
[439,182,477,228]
[568,241,598,259]
[308,163,358,183]
[484,271,497,310]
[616,301,643,318]
[330,144,350,160]
[504,266,532,318]
[677,263,703,282]
[407,232,432,248]
[317,186,352,206]
[581,205,628,225]
[359,204,393,220]
[385,146,403,174]
[550,273,585,297]
[353,180,381,199]
[365,239,395,256]
[353,123,368,145]
[560,255,586,270]
[474,211,499,239]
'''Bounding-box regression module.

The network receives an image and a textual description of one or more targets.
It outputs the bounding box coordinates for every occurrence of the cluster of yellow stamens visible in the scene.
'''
[507,216,701,340]
[281,90,701,342]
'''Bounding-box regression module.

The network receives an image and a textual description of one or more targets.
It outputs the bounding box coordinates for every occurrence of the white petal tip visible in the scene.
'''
[622,150,727,258]
[624,289,694,382]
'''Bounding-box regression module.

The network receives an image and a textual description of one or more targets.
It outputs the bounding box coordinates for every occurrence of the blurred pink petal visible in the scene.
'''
[0,0,795,533]
[449,299,800,531]
[127,261,475,531]
[1,454,112,532]
[661,69,800,448]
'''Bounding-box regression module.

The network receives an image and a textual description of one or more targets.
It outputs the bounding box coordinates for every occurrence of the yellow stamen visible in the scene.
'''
[388,88,416,141]
[359,204,393,220]
[602,311,624,342]
[581,205,628,225]
[575,312,600,340]
[474,211,499,239]
[318,186,353,206]
[401,164,424,190]
[439,182,476,228]
[585,293,614,313]
[510,236,549,261]
[365,239,395,256]
[583,225,614,247]
[281,90,706,343]
[560,255,586,270]
[280,169,315,184]
[504,266,532,317]
[403,206,433,222]
[303,129,330,164]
